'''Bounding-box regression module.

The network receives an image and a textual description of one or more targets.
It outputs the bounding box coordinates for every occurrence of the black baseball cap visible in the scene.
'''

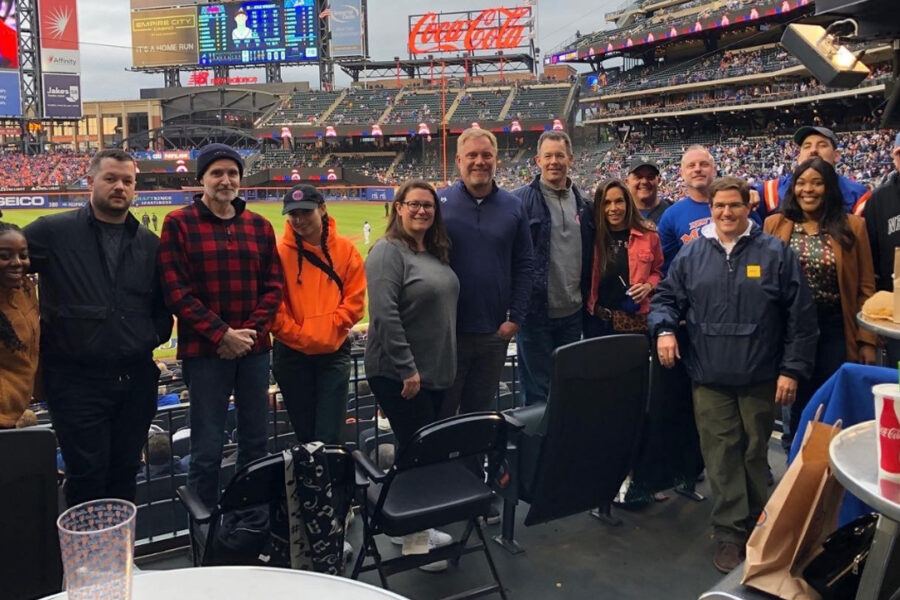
[628,156,660,175]
[282,184,325,214]
[793,126,838,148]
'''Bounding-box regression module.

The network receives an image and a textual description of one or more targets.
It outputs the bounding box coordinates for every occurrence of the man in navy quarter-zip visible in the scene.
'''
[649,176,818,574]
[438,128,534,422]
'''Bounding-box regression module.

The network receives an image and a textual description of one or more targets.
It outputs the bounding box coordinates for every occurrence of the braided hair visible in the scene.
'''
[0,222,27,352]
[293,212,334,283]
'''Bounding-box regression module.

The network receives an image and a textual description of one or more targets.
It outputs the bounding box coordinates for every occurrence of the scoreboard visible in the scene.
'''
[134,0,319,68]
[283,0,318,61]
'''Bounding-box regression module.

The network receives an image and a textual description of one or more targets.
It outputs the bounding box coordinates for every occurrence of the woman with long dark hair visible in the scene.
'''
[581,179,663,338]
[0,222,39,428]
[764,157,877,445]
[365,179,458,570]
[271,184,366,445]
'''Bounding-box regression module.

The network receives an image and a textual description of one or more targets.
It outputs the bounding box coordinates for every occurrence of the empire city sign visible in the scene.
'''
[407,6,532,55]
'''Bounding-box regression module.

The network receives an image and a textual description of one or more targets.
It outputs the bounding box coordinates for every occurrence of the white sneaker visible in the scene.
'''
[343,540,353,564]
[390,529,452,547]
[391,529,452,572]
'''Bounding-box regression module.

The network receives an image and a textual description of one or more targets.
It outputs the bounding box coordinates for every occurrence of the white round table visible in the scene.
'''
[44,566,410,600]
[830,421,900,599]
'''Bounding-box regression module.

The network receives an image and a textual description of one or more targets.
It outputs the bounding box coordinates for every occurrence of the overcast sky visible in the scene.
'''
[77,0,622,101]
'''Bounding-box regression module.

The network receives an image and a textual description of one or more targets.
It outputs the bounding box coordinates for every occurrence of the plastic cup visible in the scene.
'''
[873,384,900,498]
[57,499,137,600]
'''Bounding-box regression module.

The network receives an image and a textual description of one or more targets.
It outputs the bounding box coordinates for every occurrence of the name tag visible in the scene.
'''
[747,265,761,278]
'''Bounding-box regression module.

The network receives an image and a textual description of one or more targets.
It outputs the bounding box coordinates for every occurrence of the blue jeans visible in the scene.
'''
[516,310,583,406]
[183,352,271,509]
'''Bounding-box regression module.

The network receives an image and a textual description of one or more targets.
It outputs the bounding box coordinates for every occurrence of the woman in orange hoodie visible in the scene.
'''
[0,222,39,428]
[271,185,366,444]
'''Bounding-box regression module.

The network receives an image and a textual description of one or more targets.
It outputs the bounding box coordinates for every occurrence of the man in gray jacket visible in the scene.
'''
[512,130,587,406]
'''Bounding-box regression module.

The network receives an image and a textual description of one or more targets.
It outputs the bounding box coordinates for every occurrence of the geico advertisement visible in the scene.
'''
[0,195,48,207]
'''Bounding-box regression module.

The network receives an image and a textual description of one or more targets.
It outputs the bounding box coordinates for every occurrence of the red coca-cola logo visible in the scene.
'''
[879,395,900,474]
[881,427,900,441]
[408,7,531,55]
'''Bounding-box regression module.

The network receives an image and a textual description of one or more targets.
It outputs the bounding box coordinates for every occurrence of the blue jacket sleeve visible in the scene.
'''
[778,244,819,380]
[508,202,535,325]
[648,254,688,338]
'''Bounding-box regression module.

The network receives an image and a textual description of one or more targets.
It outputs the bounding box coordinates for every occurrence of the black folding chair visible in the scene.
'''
[351,412,518,600]
[0,428,63,599]
[496,334,650,552]
[177,446,355,567]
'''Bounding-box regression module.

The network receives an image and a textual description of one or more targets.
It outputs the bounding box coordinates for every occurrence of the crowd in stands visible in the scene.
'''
[371,126,896,197]
[574,0,758,51]
[590,46,799,97]
[0,150,91,187]
[586,67,892,120]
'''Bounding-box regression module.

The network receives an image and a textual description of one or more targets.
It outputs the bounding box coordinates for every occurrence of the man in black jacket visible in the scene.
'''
[25,148,172,507]
[864,133,900,363]
[649,176,818,574]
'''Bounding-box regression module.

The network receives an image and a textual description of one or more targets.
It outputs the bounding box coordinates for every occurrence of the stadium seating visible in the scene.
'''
[328,88,398,125]
[507,85,572,121]
[450,88,512,123]
[268,91,343,126]
[384,90,448,124]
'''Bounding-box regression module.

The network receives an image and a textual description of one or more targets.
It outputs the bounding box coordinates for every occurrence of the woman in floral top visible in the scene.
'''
[764,157,877,446]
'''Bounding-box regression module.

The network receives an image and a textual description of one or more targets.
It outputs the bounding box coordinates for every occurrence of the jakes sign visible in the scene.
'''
[407,6,532,55]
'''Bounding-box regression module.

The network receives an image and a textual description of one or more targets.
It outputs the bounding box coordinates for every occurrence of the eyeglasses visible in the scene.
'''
[400,201,436,212]
[711,202,748,212]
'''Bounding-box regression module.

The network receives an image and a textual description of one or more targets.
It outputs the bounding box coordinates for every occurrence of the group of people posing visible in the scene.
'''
[0,123,894,575]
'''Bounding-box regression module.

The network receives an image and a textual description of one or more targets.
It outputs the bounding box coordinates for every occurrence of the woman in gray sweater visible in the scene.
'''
[365,179,459,454]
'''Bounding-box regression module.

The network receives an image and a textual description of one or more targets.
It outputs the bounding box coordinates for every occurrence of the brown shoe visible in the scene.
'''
[713,541,742,574]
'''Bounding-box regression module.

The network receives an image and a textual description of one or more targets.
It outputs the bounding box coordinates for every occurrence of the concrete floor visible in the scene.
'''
[140,437,790,600]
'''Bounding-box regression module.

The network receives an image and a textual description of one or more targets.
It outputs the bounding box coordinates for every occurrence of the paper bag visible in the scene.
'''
[742,406,845,600]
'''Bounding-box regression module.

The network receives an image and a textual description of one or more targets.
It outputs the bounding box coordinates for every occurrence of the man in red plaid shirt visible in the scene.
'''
[158,143,283,509]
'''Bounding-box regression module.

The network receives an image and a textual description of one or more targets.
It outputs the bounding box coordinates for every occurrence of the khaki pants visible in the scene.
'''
[692,380,776,544]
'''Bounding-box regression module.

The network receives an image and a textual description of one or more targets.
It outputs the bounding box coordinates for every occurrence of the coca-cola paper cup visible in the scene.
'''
[873,384,900,498]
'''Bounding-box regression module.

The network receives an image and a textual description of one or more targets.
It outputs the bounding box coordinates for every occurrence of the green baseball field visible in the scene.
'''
[1,200,388,260]
[2,201,389,358]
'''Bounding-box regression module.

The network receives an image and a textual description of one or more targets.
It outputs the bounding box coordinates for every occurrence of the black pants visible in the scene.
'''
[45,360,160,507]
[788,311,846,444]
[272,340,352,445]
[440,332,508,419]
[368,376,444,456]
[633,328,704,491]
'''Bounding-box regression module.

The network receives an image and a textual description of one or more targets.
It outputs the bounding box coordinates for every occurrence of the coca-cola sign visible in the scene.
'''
[408,6,532,55]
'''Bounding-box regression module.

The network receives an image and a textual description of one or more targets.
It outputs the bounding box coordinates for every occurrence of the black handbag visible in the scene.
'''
[803,512,878,600]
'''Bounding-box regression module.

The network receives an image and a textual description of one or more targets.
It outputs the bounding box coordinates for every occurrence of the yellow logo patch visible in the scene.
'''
[747,265,761,278]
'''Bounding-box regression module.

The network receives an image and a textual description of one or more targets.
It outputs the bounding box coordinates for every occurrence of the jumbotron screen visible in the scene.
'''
[132,0,318,68]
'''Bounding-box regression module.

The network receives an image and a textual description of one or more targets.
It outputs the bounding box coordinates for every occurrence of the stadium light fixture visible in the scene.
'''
[781,22,870,88]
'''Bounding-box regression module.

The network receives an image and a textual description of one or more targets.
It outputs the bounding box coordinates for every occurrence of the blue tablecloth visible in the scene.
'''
[789,362,896,525]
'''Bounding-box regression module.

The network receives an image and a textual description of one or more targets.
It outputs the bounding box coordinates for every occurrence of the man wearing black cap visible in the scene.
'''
[626,156,671,225]
[755,126,871,218]
[158,142,283,509]
[270,184,365,446]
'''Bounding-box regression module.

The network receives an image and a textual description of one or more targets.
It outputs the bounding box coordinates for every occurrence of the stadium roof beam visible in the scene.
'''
[116,125,260,153]
[16,0,41,154]
[337,54,535,83]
